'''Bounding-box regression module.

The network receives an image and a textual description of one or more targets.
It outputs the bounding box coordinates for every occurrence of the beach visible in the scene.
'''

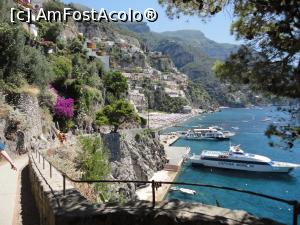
[140,110,204,130]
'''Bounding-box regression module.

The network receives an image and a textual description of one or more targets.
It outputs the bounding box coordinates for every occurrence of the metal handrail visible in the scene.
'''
[30,149,300,225]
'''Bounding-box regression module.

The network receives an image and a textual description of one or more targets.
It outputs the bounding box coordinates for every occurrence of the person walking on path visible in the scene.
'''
[0,137,17,170]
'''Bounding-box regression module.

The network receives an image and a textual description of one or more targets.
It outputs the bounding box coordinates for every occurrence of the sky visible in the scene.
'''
[63,0,240,44]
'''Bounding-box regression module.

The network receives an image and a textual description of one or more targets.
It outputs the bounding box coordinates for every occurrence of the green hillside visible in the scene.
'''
[117,22,259,106]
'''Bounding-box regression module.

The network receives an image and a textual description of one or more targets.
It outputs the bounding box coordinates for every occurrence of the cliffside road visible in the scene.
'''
[0,156,39,225]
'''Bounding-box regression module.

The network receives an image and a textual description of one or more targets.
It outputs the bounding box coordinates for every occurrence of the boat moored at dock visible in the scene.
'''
[190,145,300,173]
[183,126,235,140]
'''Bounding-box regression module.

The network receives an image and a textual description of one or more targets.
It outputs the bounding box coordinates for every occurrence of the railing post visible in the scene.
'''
[293,203,299,225]
[49,162,52,178]
[43,157,45,169]
[38,152,40,163]
[63,174,66,196]
[151,180,155,208]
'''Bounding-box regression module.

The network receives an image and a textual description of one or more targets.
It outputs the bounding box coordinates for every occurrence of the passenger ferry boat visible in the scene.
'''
[190,145,300,173]
[184,126,235,140]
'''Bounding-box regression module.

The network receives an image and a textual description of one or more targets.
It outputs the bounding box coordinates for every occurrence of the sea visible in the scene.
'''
[164,107,300,225]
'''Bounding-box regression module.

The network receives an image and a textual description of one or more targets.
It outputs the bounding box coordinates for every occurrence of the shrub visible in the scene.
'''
[77,136,110,202]
[37,21,63,42]
[22,46,55,87]
[50,55,72,80]
[68,38,83,54]
[78,87,103,114]
[134,129,156,143]
[53,96,74,119]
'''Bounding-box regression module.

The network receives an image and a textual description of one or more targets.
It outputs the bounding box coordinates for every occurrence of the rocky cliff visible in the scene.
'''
[103,130,167,198]
[0,91,63,159]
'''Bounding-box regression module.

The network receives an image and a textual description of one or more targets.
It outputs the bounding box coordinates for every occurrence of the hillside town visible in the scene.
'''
[17,0,196,123]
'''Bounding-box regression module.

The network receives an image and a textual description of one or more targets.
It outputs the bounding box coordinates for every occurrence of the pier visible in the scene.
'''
[160,133,181,147]
[136,134,190,202]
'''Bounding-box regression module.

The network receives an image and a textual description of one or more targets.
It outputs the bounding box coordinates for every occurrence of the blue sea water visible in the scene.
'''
[164,107,300,225]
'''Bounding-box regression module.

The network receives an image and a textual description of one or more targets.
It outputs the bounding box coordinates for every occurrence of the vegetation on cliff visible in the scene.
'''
[96,100,141,133]
[77,136,111,202]
[103,71,129,104]
[0,0,142,132]
[140,78,189,113]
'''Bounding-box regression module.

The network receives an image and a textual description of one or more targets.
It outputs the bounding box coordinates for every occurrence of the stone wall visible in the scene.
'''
[16,93,43,141]
[1,93,46,155]
[28,152,282,225]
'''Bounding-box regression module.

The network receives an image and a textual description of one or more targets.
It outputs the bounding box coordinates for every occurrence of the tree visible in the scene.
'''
[158,0,224,18]
[0,23,25,79]
[212,1,299,98]
[103,71,128,103]
[0,22,54,89]
[96,100,140,132]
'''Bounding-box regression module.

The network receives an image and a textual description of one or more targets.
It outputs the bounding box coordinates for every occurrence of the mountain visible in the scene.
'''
[119,23,238,61]
[116,22,151,33]
[159,30,238,60]
[116,23,262,106]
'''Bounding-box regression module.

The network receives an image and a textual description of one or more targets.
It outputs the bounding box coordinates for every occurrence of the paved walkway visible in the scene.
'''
[136,144,190,202]
[0,156,28,225]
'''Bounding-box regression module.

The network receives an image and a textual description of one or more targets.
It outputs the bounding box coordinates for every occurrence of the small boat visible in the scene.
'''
[170,186,196,195]
[183,127,235,141]
[262,117,272,122]
[190,145,300,173]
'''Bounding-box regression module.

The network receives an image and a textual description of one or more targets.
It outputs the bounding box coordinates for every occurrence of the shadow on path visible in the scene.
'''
[18,165,40,225]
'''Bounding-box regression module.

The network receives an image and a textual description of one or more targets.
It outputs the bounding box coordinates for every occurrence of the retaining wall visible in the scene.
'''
[28,152,282,225]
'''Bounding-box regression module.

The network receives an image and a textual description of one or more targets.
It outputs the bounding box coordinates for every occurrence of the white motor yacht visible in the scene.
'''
[184,127,235,140]
[190,145,300,173]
